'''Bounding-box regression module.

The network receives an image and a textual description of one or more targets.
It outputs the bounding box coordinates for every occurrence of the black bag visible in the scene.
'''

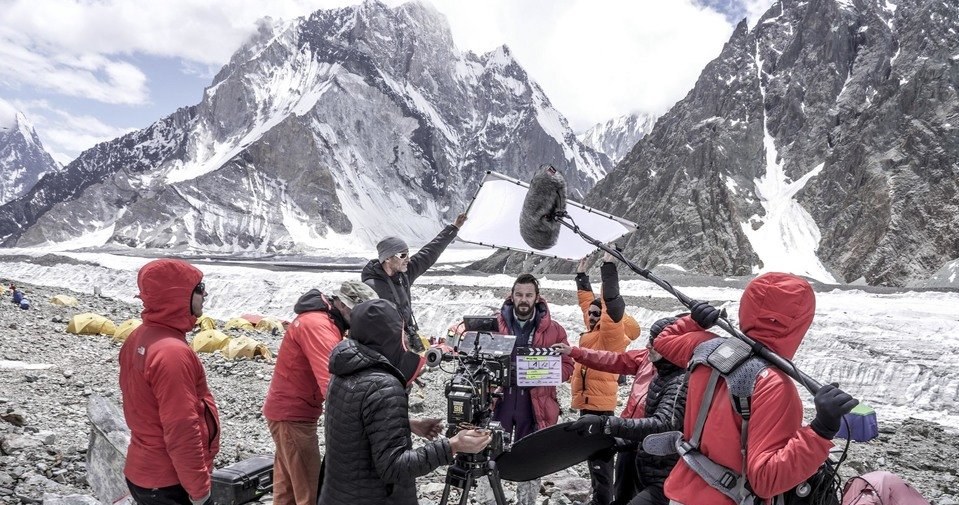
[211,455,274,505]
[780,460,841,505]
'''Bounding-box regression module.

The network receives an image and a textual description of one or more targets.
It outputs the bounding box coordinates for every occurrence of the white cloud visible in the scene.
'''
[11,100,136,165]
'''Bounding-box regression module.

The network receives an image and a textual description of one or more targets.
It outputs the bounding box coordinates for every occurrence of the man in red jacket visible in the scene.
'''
[262,280,378,505]
[119,259,220,505]
[653,272,857,505]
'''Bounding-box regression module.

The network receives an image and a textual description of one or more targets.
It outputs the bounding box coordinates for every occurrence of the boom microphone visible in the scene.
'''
[519,164,567,250]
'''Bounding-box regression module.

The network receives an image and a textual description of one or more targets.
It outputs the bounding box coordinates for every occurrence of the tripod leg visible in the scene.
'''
[458,473,474,505]
[485,461,509,505]
[439,479,452,505]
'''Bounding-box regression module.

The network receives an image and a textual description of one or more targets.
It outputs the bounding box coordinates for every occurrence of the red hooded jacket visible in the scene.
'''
[119,259,220,499]
[653,272,833,504]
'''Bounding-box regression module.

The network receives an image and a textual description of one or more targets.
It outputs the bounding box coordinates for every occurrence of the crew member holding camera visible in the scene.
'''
[487,273,573,505]
[570,252,643,505]
[361,212,467,351]
[320,299,492,505]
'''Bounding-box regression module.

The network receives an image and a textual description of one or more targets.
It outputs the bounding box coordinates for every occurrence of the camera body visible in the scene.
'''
[426,318,517,459]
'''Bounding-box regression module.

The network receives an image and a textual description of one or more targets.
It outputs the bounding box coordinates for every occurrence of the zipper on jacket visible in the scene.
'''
[203,399,219,448]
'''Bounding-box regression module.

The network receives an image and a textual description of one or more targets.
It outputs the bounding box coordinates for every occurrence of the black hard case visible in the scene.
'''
[210,455,274,505]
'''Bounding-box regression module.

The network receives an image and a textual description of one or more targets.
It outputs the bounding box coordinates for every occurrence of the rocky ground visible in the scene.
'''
[0,278,957,504]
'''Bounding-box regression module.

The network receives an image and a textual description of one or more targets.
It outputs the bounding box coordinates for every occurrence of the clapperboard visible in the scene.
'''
[515,348,563,387]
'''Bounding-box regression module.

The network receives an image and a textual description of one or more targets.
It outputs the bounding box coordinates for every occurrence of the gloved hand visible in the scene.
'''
[566,414,606,436]
[810,383,859,439]
[649,316,679,339]
[690,300,724,329]
[189,492,211,505]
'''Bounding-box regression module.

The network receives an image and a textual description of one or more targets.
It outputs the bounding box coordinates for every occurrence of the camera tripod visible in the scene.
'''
[439,452,508,505]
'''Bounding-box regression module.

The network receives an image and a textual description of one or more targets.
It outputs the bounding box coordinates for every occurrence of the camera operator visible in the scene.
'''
[485,273,573,505]
[320,299,492,505]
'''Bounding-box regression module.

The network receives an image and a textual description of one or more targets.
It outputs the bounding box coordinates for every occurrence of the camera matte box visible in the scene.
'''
[211,454,274,505]
[463,315,499,332]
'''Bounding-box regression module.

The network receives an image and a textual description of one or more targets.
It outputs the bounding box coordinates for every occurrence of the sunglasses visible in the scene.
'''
[395,252,409,259]
[588,310,601,317]
[193,282,205,294]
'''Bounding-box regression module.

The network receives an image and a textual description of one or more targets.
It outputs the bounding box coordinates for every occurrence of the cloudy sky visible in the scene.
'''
[0,0,775,164]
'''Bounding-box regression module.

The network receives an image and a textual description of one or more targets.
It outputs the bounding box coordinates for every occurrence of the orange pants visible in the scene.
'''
[267,419,321,505]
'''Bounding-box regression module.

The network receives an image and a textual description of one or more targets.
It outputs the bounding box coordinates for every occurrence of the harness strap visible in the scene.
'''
[690,367,721,449]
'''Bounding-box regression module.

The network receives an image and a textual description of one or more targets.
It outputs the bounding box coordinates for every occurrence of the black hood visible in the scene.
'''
[293,289,347,332]
[361,259,392,282]
[348,299,422,383]
[328,339,406,384]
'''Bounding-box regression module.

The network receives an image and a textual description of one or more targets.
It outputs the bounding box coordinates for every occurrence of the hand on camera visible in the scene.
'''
[450,429,493,454]
[410,418,444,440]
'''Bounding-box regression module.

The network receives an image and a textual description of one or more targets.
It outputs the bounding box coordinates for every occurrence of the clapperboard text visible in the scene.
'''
[515,347,562,387]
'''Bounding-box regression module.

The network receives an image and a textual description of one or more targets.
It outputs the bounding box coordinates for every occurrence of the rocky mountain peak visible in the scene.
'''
[0,106,61,206]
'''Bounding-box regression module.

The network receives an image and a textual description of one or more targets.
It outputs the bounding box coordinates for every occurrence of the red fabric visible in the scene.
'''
[263,311,343,422]
[120,259,220,500]
[570,289,637,411]
[841,471,931,505]
[653,272,832,503]
[497,295,574,430]
[569,347,656,419]
[241,313,264,325]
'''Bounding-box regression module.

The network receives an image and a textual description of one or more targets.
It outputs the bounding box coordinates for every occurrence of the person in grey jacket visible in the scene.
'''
[361,213,466,347]
[318,299,490,505]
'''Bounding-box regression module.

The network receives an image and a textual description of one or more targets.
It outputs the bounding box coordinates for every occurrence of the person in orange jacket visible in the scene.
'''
[119,259,219,505]
[570,253,642,505]
[653,272,857,505]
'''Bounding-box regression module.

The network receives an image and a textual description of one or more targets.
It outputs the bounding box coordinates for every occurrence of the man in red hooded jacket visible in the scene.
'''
[652,272,857,505]
[119,259,220,505]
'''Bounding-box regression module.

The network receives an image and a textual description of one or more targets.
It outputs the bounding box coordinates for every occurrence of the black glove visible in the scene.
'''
[567,414,606,436]
[690,300,723,329]
[649,316,679,339]
[810,383,859,439]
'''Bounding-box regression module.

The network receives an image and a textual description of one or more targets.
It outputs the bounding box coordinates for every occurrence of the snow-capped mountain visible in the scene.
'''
[0,105,60,206]
[0,0,608,254]
[578,112,658,165]
[581,0,959,287]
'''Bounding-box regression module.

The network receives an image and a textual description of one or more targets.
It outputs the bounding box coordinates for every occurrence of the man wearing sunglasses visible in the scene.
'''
[119,259,219,505]
[567,252,643,505]
[361,212,467,348]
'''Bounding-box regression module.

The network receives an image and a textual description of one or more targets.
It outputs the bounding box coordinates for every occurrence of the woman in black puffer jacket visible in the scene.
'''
[319,299,490,505]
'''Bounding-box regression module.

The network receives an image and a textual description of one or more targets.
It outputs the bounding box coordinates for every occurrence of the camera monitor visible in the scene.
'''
[453,332,517,357]
[463,315,498,332]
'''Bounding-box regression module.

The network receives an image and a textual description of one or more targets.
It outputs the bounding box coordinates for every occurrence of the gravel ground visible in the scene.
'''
[0,278,956,504]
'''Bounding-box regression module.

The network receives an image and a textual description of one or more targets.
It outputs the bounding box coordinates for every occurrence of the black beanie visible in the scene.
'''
[590,298,602,309]
[349,299,421,382]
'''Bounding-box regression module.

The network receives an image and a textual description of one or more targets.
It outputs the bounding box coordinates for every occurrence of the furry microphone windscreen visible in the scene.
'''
[519,165,568,250]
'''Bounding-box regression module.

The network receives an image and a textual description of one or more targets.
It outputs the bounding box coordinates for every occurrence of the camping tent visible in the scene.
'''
[842,471,930,505]
[222,336,273,361]
[112,319,142,343]
[224,317,255,331]
[254,318,285,335]
[836,403,879,442]
[67,313,117,336]
[196,315,217,331]
[50,295,80,307]
[191,330,232,353]
[240,313,264,325]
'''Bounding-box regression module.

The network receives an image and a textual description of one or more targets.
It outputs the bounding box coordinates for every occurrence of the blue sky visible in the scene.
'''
[0,0,774,164]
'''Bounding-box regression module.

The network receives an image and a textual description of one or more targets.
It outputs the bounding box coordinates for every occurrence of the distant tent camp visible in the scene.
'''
[50,295,79,307]
[240,313,264,325]
[841,471,930,505]
[196,315,217,331]
[224,317,255,331]
[222,336,273,361]
[112,319,142,343]
[254,318,284,335]
[67,313,117,336]
[836,403,879,442]
[191,330,232,353]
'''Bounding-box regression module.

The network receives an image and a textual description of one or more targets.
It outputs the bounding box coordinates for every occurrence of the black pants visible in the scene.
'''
[127,480,193,505]
[611,447,640,505]
[626,486,667,505]
[582,409,616,505]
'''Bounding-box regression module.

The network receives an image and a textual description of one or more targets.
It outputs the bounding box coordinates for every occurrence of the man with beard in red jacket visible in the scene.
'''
[119,259,220,505]
[262,280,379,505]
[653,272,857,505]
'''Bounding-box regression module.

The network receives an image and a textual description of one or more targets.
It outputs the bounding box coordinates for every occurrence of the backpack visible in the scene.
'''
[644,337,840,505]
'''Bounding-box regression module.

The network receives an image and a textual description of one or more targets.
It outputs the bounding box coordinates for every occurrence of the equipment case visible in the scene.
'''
[211,455,274,505]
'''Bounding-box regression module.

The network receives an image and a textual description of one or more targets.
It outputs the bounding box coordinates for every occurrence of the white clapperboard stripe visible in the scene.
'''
[516,348,562,356]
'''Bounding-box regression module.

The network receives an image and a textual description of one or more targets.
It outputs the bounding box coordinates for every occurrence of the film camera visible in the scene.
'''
[425,315,517,505]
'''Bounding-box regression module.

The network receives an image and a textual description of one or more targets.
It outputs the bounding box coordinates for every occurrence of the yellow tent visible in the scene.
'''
[67,313,117,336]
[50,295,80,307]
[223,317,255,331]
[254,318,285,335]
[191,330,232,353]
[196,315,217,331]
[112,319,142,343]
[221,336,273,361]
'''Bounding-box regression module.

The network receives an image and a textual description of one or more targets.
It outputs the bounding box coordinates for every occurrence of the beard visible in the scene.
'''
[514,302,533,319]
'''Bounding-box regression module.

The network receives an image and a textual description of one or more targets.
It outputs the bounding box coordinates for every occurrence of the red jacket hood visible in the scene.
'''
[738,272,815,360]
[138,259,203,333]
